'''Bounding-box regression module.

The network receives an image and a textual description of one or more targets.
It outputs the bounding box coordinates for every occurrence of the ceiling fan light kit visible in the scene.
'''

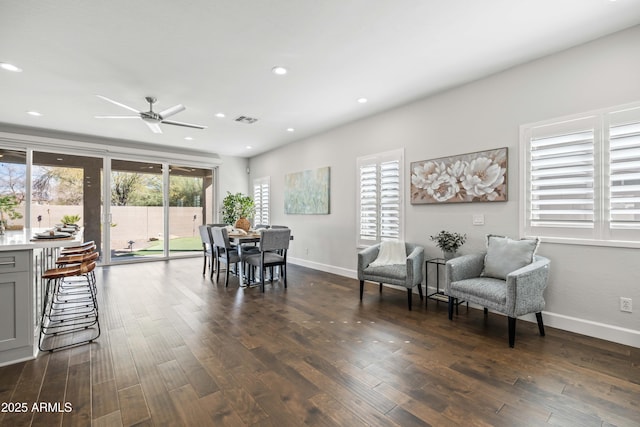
[95,95,207,134]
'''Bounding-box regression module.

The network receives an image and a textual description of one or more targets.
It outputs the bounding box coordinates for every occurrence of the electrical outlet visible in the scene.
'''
[620,297,632,313]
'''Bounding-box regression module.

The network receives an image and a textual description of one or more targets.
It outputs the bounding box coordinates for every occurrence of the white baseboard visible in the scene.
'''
[289,259,639,349]
[541,312,640,348]
[289,257,357,279]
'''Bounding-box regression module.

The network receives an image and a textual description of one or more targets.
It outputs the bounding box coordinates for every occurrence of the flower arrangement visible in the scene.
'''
[430,230,467,253]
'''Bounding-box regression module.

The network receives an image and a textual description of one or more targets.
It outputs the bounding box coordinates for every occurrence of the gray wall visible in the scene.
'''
[245,25,640,346]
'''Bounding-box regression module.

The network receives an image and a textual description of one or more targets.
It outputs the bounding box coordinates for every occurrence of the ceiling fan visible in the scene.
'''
[95,95,207,134]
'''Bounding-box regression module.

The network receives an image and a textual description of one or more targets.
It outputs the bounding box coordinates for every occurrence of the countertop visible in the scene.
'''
[0,228,83,251]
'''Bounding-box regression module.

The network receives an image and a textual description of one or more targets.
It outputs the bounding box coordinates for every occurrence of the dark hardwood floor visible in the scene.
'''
[0,257,638,426]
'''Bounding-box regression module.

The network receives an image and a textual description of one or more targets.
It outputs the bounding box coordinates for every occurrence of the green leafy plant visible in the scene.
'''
[221,192,255,225]
[61,214,81,225]
[0,195,23,223]
[430,230,467,253]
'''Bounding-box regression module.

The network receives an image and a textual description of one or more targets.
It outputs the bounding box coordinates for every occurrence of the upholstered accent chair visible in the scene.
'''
[358,242,424,310]
[445,235,551,347]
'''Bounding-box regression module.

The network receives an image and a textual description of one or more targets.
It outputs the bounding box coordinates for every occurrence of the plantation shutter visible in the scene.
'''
[609,120,640,230]
[357,149,403,246]
[253,177,270,225]
[379,159,401,240]
[523,103,640,245]
[358,161,378,242]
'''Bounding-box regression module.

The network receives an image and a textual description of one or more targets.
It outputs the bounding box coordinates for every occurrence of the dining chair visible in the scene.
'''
[198,225,214,278]
[211,226,242,286]
[243,228,291,292]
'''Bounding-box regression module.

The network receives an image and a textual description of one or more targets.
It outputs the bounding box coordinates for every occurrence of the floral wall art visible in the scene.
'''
[410,147,507,204]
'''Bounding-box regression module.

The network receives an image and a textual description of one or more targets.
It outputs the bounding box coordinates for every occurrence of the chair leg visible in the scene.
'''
[508,317,516,348]
[379,283,383,293]
[261,264,266,292]
[359,280,364,300]
[536,312,545,337]
[215,259,220,283]
[417,283,423,300]
[484,307,488,316]
[283,263,287,288]
[407,289,412,311]
[225,261,230,287]
[202,254,206,275]
[448,296,454,320]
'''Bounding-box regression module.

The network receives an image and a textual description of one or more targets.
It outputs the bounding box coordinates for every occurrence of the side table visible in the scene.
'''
[425,257,465,313]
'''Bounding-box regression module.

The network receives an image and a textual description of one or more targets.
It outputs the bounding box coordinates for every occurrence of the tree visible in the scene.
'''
[0,162,26,203]
[111,172,142,206]
[33,167,83,204]
[170,176,203,207]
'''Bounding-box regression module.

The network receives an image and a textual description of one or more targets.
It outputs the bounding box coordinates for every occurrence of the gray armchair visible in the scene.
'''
[358,242,424,310]
[445,252,551,347]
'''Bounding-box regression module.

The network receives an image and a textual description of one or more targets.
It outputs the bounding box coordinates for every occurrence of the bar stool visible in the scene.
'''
[39,258,100,352]
[54,250,99,303]
[59,241,96,255]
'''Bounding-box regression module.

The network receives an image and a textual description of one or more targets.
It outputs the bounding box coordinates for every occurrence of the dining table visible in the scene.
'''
[227,230,293,287]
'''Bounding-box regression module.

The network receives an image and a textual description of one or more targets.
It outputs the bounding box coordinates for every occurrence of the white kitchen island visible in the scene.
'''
[0,228,83,366]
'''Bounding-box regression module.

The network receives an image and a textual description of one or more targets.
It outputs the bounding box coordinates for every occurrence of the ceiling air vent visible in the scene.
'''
[235,116,258,124]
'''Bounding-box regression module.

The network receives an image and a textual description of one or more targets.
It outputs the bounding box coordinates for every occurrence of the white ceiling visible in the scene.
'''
[1,1,640,158]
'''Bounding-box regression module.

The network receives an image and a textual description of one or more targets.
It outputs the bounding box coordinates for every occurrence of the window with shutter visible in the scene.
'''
[521,102,640,247]
[357,149,403,246]
[253,177,270,226]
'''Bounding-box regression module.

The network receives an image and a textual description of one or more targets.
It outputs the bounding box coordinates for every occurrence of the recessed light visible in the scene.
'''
[26,111,42,116]
[246,145,253,149]
[215,113,225,118]
[287,128,295,132]
[272,66,288,75]
[184,137,193,141]
[357,98,368,104]
[0,62,22,72]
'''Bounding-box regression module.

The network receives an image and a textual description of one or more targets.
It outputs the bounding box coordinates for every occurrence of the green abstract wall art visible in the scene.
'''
[284,166,330,214]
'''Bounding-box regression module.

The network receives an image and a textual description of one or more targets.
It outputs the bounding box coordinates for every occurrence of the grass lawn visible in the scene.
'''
[134,236,201,253]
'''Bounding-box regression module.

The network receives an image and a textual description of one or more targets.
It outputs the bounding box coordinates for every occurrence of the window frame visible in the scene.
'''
[356,148,404,247]
[520,101,640,248]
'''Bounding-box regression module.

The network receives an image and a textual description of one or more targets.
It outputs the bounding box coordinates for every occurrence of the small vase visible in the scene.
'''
[234,217,251,232]
[443,250,456,260]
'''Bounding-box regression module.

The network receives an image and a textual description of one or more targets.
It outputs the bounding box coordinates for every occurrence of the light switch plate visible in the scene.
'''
[473,214,485,225]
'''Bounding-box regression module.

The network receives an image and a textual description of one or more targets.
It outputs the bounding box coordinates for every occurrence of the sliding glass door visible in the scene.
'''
[32,151,103,251]
[0,141,217,265]
[108,159,164,262]
[168,165,213,257]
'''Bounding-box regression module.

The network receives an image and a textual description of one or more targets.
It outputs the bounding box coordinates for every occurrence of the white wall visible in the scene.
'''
[216,155,249,222]
[248,25,640,347]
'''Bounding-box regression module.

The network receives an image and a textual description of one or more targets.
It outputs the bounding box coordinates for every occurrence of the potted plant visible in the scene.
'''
[430,230,467,260]
[221,192,255,231]
[0,195,23,234]
[61,214,81,230]
[61,214,81,224]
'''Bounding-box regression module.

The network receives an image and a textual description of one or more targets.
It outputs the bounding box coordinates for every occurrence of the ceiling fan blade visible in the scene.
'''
[94,115,140,119]
[158,104,185,119]
[96,95,141,114]
[144,121,163,134]
[161,119,207,130]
